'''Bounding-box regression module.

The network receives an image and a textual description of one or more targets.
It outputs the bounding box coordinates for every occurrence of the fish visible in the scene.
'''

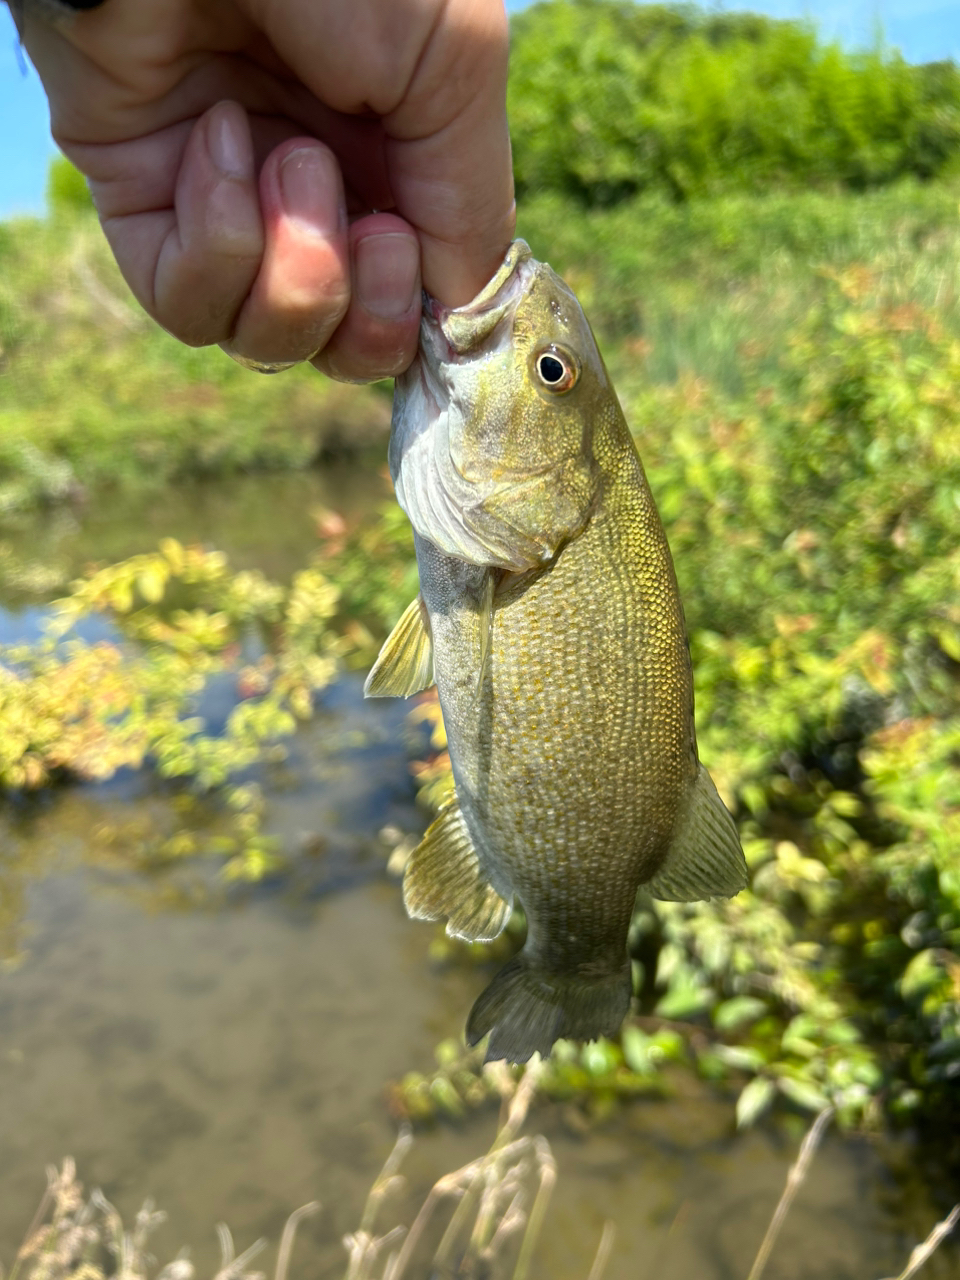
[365,239,747,1063]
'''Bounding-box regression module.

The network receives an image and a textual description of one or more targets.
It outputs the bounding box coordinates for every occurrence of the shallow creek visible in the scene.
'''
[0,471,953,1280]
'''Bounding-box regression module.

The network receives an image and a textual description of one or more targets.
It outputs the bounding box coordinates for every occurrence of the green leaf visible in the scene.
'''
[649,1029,686,1062]
[655,979,714,1020]
[715,1044,766,1072]
[582,1038,620,1076]
[136,563,169,604]
[900,949,945,1001]
[621,1027,657,1076]
[776,1075,830,1113]
[713,996,768,1032]
[737,1076,776,1128]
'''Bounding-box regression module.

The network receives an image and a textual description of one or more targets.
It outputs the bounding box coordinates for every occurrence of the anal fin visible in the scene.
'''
[404,793,512,942]
[646,765,748,902]
[364,595,434,698]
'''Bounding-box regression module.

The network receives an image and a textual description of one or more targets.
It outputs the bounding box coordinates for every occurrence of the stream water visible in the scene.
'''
[0,469,955,1280]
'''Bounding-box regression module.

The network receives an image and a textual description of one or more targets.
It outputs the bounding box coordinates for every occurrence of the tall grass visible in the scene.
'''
[516,179,960,394]
[0,212,387,512]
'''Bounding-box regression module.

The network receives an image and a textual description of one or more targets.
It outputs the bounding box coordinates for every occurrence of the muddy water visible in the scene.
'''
[0,472,955,1280]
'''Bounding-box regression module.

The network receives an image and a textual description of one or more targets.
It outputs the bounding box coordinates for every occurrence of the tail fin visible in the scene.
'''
[465,953,631,1063]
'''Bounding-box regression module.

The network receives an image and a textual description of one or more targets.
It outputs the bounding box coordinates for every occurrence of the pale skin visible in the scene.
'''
[11,0,516,380]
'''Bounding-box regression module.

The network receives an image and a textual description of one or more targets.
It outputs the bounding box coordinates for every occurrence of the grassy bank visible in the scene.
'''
[0,209,388,514]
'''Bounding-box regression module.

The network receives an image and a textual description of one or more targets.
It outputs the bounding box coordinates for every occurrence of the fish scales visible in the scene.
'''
[366,240,747,1062]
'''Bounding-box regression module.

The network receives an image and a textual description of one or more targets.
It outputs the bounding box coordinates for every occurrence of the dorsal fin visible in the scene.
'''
[363,596,434,698]
[404,793,512,942]
[646,765,748,901]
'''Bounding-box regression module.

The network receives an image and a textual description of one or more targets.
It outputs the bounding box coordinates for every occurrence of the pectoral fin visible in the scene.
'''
[646,766,748,902]
[404,793,512,942]
[364,596,434,698]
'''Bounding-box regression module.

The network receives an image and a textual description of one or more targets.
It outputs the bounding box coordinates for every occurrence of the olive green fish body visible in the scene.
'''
[367,241,746,1062]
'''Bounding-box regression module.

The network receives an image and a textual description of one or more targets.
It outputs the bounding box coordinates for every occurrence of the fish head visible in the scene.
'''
[390,240,612,571]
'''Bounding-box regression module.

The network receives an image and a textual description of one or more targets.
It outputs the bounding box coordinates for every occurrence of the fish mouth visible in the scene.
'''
[416,239,536,373]
[396,239,536,424]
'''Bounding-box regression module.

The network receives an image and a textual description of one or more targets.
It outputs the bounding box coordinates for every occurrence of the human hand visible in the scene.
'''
[13,0,515,380]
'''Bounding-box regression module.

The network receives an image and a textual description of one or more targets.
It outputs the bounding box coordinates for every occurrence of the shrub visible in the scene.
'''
[509,1,960,204]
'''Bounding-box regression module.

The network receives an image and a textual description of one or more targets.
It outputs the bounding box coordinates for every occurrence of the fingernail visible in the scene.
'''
[207,106,251,179]
[355,234,420,320]
[279,147,344,239]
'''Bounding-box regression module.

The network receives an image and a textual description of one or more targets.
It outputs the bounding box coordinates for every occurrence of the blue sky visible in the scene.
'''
[3,0,960,219]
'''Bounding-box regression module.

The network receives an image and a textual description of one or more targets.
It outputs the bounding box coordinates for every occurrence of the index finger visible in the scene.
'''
[253,0,515,310]
[383,0,516,307]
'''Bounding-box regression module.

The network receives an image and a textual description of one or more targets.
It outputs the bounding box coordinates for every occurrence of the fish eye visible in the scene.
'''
[534,347,579,393]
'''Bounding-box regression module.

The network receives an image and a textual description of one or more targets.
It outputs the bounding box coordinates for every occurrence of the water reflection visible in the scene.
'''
[0,464,389,611]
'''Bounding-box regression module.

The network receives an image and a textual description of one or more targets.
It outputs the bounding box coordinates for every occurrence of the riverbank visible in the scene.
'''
[4,178,960,517]
[0,211,389,514]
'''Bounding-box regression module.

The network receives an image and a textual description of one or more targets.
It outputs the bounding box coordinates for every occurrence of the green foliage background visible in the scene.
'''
[337,183,960,1148]
[509,1,960,203]
[0,0,958,1167]
[0,201,387,514]
[348,177,960,1141]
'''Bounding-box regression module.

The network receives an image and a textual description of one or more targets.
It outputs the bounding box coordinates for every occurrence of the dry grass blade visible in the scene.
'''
[467,1158,525,1263]
[359,1128,413,1236]
[745,1107,834,1280]
[19,1165,65,1249]
[382,1163,476,1280]
[342,1225,405,1280]
[338,1125,414,1280]
[511,1138,556,1280]
[273,1204,319,1280]
[495,1061,543,1150]
[390,1142,535,1280]
[7,1165,63,1280]
[9,1127,960,1280]
[878,1203,960,1280]
[587,1222,616,1280]
[212,1225,266,1280]
[155,1256,194,1280]
[482,1188,529,1262]
[428,1159,492,1273]
[386,1063,549,1280]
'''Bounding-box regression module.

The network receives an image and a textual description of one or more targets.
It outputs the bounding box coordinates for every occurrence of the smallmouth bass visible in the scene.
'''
[366,240,747,1063]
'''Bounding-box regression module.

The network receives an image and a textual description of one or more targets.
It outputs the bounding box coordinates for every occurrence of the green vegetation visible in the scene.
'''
[1,0,959,1173]
[0,539,345,958]
[46,154,95,215]
[509,1,960,204]
[0,207,387,514]
[333,180,960,1156]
